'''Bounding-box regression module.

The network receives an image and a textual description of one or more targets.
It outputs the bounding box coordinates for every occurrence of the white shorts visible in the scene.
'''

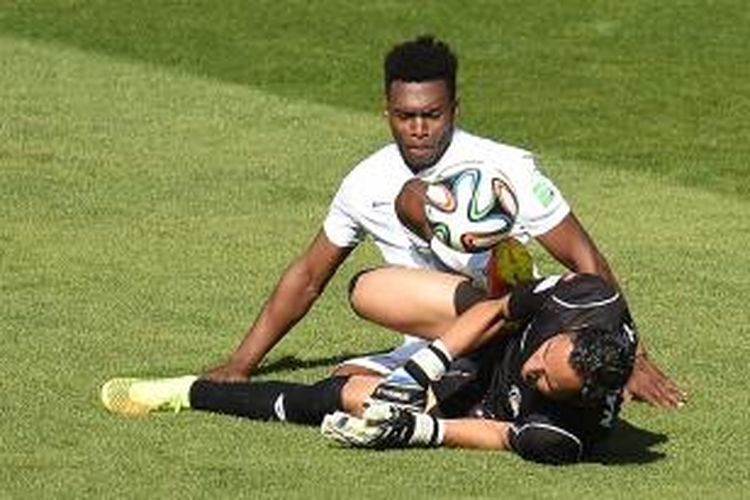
[336,335,428,375]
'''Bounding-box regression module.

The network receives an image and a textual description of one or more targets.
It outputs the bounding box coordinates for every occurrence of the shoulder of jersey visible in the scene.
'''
[456,129,532,158]
[452,130,535,171]
[341,143,404,184]
[355,143,403,172]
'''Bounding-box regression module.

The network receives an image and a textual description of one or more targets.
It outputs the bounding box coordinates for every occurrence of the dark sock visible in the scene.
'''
[189,376,347,426]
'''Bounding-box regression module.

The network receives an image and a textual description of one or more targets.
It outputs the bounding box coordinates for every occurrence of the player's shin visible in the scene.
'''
[189,376,347,425]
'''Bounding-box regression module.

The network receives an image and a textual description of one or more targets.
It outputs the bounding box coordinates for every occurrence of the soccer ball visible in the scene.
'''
[424,163,518,253]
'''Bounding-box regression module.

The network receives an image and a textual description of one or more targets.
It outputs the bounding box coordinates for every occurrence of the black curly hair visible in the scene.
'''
[384,35,458,99]
[569,326,636,405]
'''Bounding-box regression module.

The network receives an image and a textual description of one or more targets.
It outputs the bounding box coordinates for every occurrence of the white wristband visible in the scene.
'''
[409,414,445,447]
[410,340,453,383]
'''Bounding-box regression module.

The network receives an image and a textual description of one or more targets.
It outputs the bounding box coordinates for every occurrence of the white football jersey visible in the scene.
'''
[323,129,570,284]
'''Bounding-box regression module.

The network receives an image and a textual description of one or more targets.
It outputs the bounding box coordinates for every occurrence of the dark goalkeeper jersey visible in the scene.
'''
[436,273,638,464]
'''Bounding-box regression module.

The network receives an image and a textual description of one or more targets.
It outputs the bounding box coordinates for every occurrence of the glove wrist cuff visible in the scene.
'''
[409,414,444,447]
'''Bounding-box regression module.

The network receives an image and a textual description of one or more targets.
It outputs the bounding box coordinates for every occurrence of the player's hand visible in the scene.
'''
[321,408,413,449]
[624,354,687,409]
[202,360,250,383]
[321,406,442,449]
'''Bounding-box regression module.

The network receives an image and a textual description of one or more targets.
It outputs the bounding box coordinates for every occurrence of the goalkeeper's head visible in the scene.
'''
[521,326,636,405]
[568,326,636,405]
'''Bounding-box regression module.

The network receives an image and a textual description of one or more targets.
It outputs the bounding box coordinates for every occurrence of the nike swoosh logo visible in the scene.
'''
[273,394,287,421]
[371,201,393,208]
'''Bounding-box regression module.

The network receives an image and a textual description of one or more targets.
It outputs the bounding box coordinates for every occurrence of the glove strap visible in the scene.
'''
[409,414,445,447]
[404,339,453,389]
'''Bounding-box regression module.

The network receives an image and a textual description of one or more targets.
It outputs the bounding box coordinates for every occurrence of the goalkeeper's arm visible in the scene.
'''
[322,407,511,451]
[367,296,513,410]
[442,418,511,450]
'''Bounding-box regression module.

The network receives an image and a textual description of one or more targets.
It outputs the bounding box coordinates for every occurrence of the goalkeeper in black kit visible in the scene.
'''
[101,273,637,465]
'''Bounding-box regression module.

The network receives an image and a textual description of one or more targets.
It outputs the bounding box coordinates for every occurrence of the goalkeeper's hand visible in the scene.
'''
[320,406,443,449]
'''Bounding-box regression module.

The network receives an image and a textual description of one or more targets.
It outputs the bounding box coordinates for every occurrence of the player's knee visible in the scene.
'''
[340,375,382,416]
[453,279,487,315]
[348,267,377,317]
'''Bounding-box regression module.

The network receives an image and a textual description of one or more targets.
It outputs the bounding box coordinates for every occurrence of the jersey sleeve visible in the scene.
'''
[507,275,563,321]
[513,156,570,237]
[508,414,584,465]
[323,175,366,248]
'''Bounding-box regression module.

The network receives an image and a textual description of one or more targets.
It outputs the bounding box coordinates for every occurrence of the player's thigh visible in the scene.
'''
[349,266,485,338]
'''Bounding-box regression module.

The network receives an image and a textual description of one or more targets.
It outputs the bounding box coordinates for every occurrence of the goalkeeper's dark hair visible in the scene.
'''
[384,35,458,99]
[569,326,636,405]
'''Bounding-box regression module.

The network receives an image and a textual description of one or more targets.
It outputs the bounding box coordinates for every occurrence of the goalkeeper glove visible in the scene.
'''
[321,406,444,450]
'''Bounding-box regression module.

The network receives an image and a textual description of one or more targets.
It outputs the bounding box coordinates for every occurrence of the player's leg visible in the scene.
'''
[348,266,486,338]
[101,374,380,423]
[332,336,429,377]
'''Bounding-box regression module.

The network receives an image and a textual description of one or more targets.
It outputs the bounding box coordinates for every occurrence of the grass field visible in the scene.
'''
[1,1,749,498]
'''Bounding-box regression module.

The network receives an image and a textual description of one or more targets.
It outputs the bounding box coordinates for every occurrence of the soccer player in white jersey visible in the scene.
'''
[204,35,684,409]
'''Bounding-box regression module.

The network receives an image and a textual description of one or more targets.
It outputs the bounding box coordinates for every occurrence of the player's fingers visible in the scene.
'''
[651,380,687,409]
[663,383,688,408]
[649,370,687,406]
[202,369,249,383]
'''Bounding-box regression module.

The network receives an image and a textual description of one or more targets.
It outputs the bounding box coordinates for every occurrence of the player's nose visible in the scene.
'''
[409,116,429,138]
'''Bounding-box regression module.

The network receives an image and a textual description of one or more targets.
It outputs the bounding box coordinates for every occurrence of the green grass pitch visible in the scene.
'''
[1,1,749,498]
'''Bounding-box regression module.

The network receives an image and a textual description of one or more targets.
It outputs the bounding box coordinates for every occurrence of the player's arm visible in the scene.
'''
[324,409,583,464]
[442,418,511,450]
[204,230,353,382]
[395,178,432,240]
[445,418,583,464]
[365,282,547,410]
[437,294,512,355]
[535,212,617,286]
[445,416,585,464]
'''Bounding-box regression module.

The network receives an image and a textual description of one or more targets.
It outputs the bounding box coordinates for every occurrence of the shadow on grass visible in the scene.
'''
[254,352,375,376]
[587,419,668,465]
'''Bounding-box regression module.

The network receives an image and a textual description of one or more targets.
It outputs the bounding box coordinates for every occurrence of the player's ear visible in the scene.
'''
[382,92,392,117]
[453,98,460,117]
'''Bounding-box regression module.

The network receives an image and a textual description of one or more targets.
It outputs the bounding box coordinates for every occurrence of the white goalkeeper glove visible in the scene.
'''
[320,406,444,449]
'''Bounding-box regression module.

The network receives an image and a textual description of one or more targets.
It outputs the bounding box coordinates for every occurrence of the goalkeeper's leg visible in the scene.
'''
[190,376,349,424]
[102,374,380,424]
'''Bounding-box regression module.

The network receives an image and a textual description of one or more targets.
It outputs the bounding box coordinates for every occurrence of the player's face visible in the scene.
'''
[386,80,457,172]
[521,334,583,401]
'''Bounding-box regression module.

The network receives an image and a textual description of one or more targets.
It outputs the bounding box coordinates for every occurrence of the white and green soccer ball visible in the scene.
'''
[424,162,518,254]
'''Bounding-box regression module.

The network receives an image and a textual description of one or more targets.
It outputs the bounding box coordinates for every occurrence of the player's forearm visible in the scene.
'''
[440,297,510,357]
[228,259,325,373]
[442,418,511,450]
[395,178,432,240]
[537,213,619,288]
